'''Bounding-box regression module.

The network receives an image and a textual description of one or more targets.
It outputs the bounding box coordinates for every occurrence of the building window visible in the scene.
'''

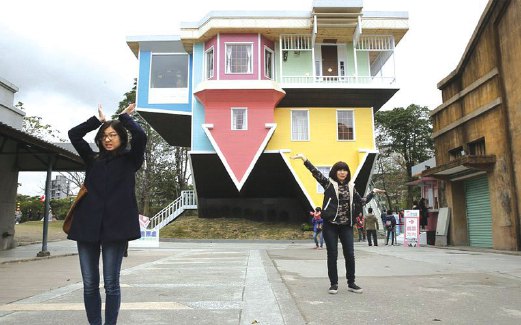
[468,138,486,155]
[264,47,274,79]
[291,110,309,141]
[449,146,464,160]
[317,166,330,193]
[205,47,214,79]
[231,108,248,130]
[337,110,354,140]
[225,43,253,74]
[150,54,188,88]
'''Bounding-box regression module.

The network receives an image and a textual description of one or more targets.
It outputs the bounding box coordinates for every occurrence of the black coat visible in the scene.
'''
[304,159,374,226]
[67,114,147,243]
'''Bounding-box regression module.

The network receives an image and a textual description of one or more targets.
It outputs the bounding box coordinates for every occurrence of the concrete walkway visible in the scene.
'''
[1,240,521,324]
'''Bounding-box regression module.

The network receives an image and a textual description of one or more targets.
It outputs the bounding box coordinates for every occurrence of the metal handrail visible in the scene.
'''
[148,190,197,230]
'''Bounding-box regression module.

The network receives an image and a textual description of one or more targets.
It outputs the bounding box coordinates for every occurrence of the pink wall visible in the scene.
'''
[196,89,284,182]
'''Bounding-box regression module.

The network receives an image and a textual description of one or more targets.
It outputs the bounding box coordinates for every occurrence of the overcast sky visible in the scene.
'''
[1,0,488,196]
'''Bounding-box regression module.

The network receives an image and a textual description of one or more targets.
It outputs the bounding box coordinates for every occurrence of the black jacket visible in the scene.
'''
[67,114,147,243]
[304,159,374,226]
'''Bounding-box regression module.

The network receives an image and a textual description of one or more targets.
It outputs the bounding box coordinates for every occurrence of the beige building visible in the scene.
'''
[422,0,520,251]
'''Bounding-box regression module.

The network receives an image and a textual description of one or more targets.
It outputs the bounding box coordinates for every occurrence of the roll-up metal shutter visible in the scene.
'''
[464,175,493,248]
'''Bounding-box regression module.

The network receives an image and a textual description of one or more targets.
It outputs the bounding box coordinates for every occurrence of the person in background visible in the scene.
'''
[363,207,379,246]
[292,153,385,295]
[419,198,429,229]
[384,209,397,245]
[310,207,324,249]
[355,212,365,242]
[68,103,147,325]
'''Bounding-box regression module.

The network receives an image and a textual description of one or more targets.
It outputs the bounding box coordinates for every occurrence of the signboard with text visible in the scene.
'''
[404,210,420,247]
[129,215,159,248]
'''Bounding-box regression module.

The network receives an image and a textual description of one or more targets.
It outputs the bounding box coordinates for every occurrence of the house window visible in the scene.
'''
[231,108,248,130]
[337,110,354,140]
[150,54,188,88]
[291,110,309,141]
[225,43,253,74]
[449,146,464,161]
[264,47,274,79]
[149,53,189,104]
[468,138,486,155]
[205,47,214,79]
[317,166,330,193]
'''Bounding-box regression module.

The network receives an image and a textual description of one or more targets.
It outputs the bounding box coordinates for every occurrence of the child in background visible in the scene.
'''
[310,207,324,249]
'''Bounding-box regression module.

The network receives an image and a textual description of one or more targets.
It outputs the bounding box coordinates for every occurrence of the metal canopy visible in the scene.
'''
[421,155,496,181]
[0,121,85,172]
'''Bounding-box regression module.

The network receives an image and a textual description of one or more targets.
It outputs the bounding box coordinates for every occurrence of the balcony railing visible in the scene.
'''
[280,75,396,86]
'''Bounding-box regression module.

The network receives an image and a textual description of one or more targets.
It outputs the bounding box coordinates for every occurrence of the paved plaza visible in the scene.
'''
[1,239,521,324]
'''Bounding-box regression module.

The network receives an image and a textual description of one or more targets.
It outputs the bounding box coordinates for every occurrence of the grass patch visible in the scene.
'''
[160,215,313,240]
[13,216,315,243]
[14,221,67,245]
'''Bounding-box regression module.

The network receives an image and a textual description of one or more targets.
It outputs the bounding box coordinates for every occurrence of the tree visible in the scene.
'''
[374,104,434,208]
[115,79,191,217]
[17,102,66,142]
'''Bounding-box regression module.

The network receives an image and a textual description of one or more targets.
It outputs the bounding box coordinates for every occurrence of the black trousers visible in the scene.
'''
[366,230,378,246]
[322,222,355,285]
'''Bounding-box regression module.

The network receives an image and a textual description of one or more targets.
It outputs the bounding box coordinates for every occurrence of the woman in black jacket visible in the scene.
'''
[292,154,384,294]
[68,103,146,325]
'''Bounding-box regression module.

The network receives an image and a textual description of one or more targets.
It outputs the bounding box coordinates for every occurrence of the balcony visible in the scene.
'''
[277,34,398,109]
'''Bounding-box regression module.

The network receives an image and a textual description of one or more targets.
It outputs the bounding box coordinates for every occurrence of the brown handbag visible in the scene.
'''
[63,184,88,234]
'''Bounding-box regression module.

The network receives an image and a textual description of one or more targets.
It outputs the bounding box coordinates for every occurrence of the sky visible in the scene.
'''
[1,0,489,196]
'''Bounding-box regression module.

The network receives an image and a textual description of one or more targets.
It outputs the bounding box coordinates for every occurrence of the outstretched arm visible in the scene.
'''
[291,153,330,189]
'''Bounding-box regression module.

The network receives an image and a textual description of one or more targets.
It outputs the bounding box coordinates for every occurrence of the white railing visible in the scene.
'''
[281,75,396,86]
[147,190,197,230]
[356,35,395,51]
[281,34,312,50]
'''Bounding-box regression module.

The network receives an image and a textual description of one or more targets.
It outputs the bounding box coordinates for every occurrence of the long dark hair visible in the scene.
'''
[329,161,351,183]
[94,120,129,156]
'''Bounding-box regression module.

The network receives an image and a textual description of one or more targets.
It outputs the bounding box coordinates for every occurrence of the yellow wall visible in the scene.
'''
[267,107,376,207]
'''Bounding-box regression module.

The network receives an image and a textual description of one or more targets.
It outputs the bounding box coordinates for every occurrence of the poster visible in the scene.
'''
[403,210,420,247]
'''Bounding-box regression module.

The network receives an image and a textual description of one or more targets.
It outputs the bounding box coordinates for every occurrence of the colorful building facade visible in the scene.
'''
[127,1,409,221]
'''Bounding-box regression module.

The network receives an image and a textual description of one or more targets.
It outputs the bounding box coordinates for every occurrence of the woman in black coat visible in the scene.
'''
[68,103,146,325]
[292,153,385,294]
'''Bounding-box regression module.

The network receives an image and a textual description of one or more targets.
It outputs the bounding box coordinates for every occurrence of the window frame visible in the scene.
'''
[316,166,331,193]
[225,42,254,75]
[148,53,190,104]
[231,107,248,131]
[291,109,310,141]
[264,46,274,79]
[205,46,214,79]
[336,109,355,141]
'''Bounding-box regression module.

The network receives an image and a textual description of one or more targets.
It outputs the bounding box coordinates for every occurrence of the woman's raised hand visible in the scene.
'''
[97,104,106,122]
[121,103,136,116]
[290,153,307,161]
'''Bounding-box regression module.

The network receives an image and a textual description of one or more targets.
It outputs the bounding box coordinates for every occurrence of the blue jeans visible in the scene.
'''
[77,241,127,325]
[313,230,324,247]
[322,222,356,285]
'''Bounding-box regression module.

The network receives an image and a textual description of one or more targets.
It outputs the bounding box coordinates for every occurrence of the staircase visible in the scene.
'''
[147,190,197,230]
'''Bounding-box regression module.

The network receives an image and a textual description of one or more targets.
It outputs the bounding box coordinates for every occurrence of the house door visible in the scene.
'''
[464,175,493,248]
[321,45,338,77]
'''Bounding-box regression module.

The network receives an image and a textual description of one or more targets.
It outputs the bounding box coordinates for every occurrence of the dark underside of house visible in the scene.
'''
[190,152,376,223]
[190,152,311,223]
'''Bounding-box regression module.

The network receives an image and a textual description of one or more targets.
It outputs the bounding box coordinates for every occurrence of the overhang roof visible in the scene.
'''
[421,155,496,181]
[278,87,398,111]
[0,121,85,171]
